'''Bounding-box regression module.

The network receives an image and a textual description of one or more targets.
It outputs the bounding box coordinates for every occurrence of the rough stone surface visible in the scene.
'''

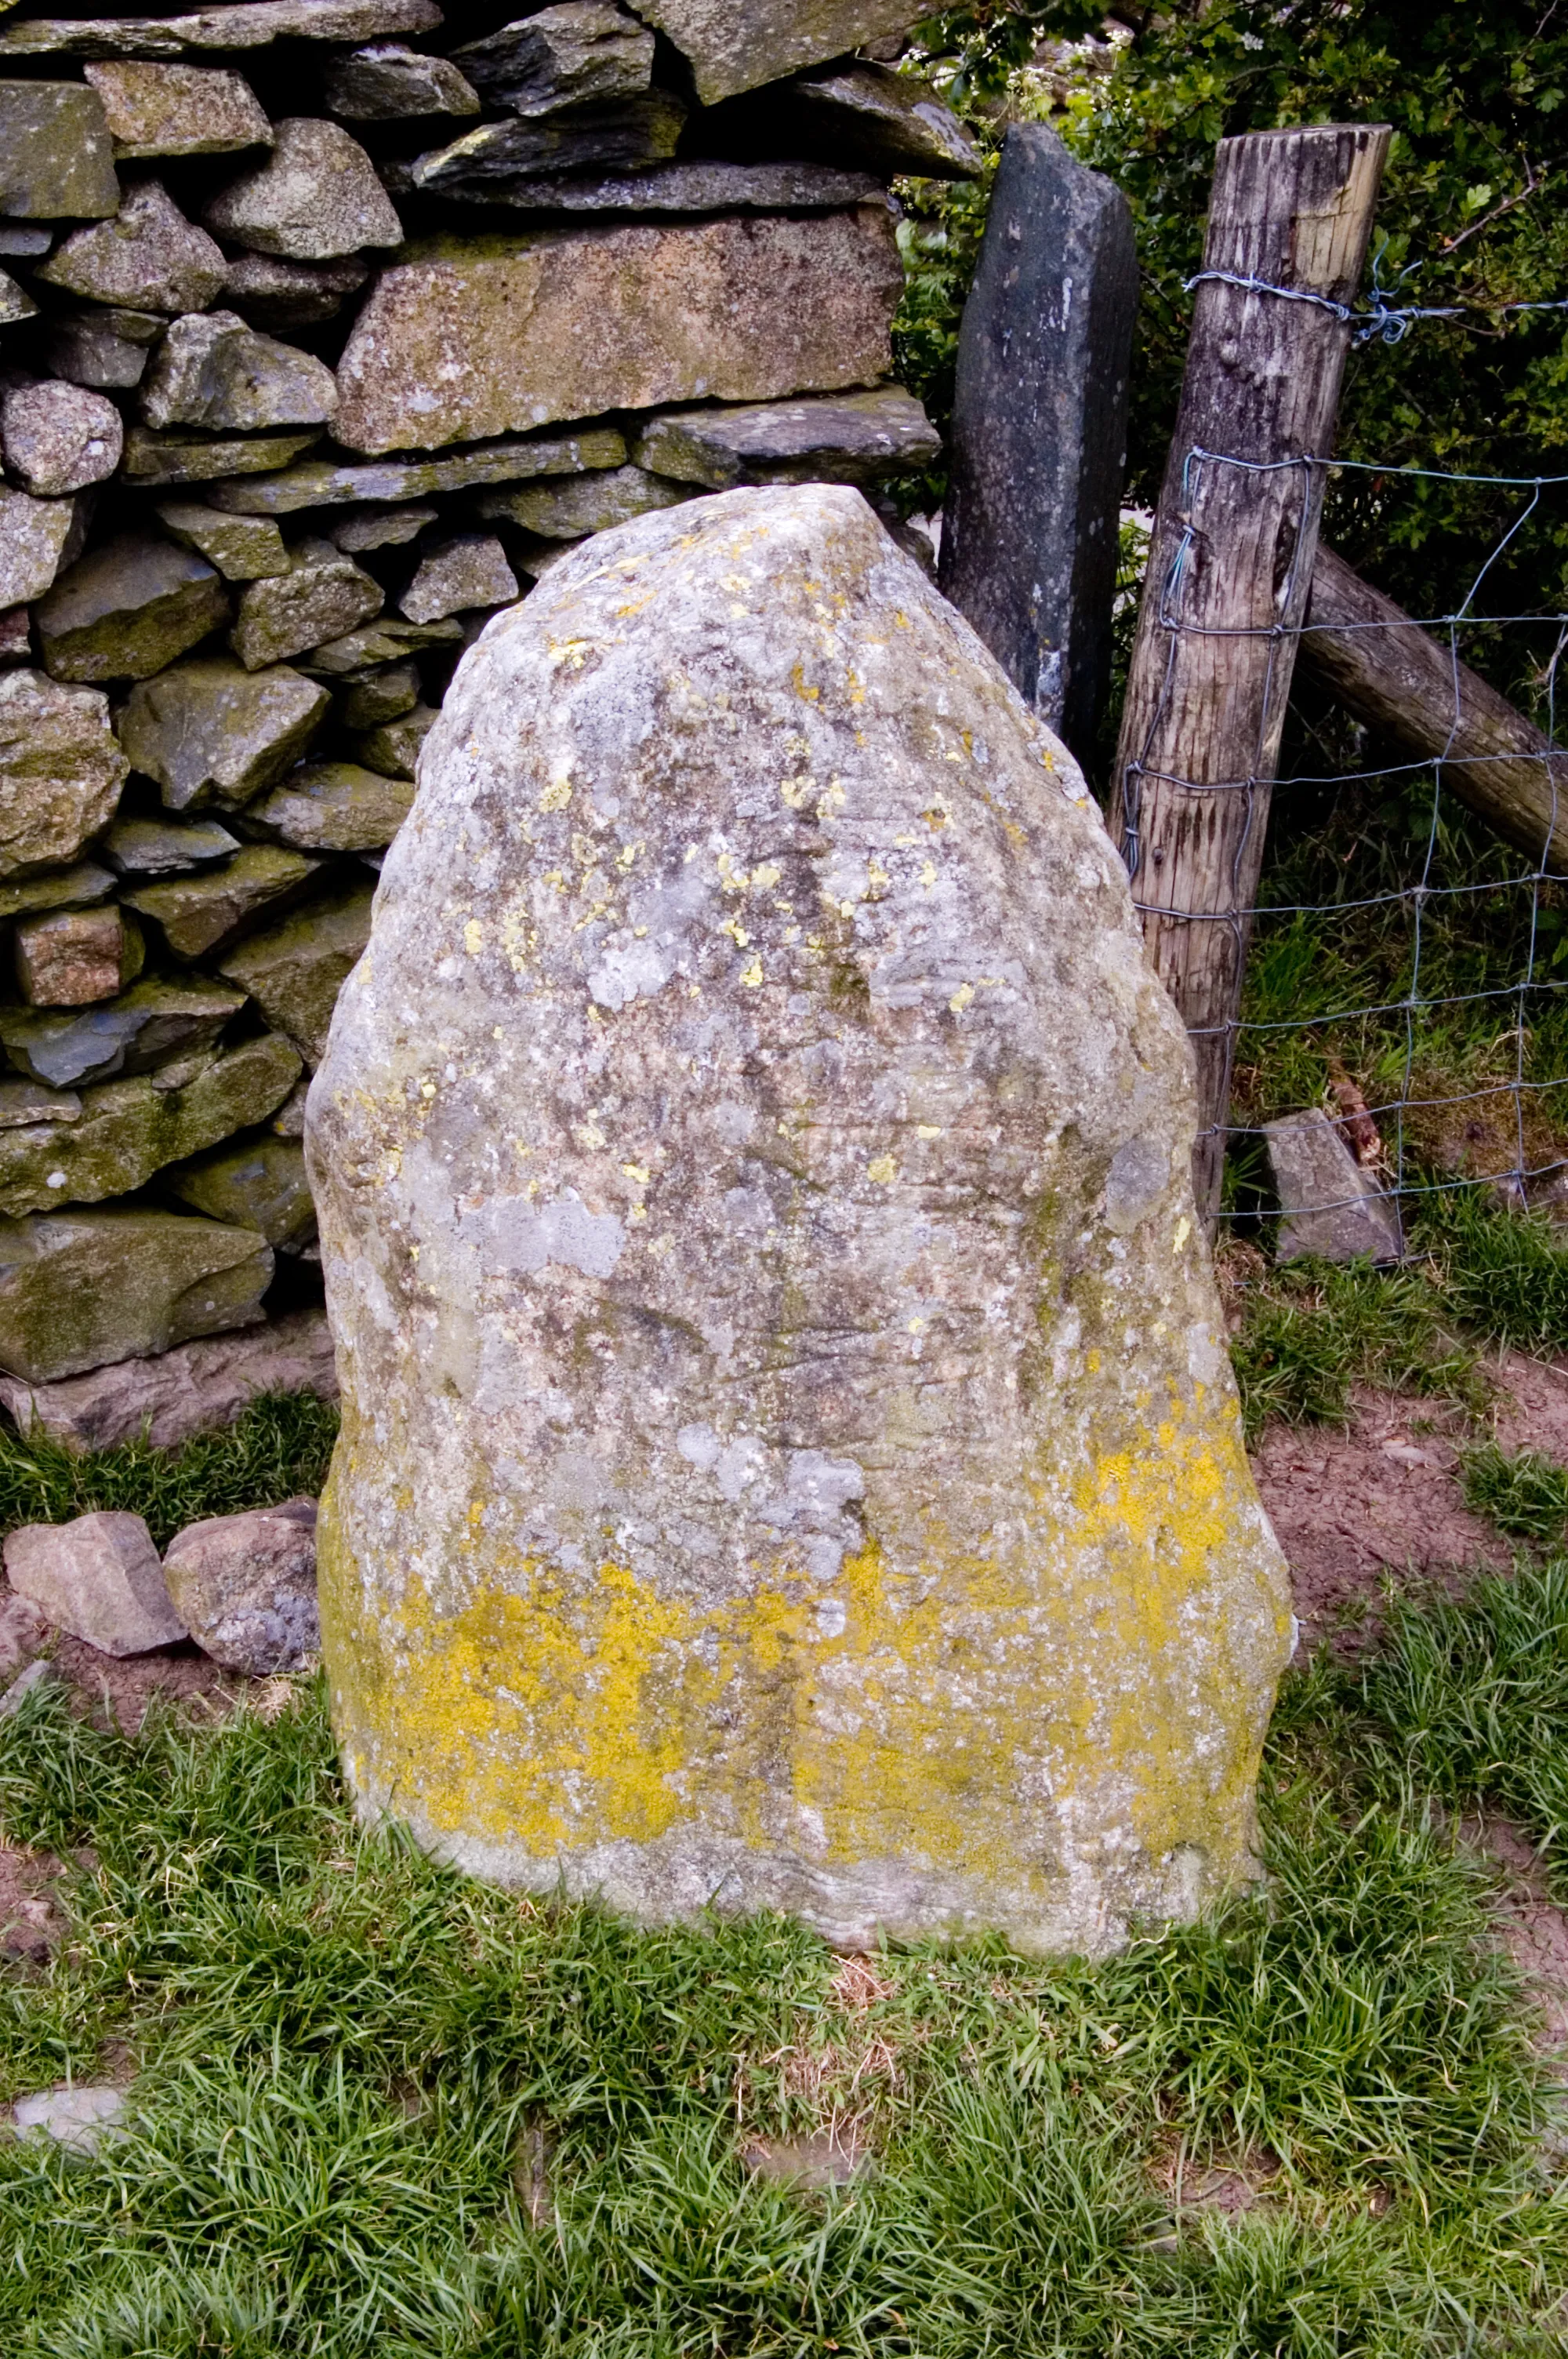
[336,660,419,725]
[15,905,140,1006]
[243,759,414,851]
[940,126,1138,769]
[0,4,445,61]
[298,616,459,674]
[5,1510,185,1653]
[120,657,328,810]
[38,177,227,314]
[350,701,435,779]
[308,483,1292,1955]
[330,505,434,554]
[0,1079,80,1129]
[220,250,367,331]
[42,304,162,390]
[1264,1108,1404,1264]
[140,310,339,433]
[154,499,289,581]
[325,42,478,120]
[166,1132,314,1248]
[0,1205,273,1382]
[0,1303,336,1451]
[162,1496,319,1673]
[334,213,902,455]
[230,541,383,670]
[122,842,320,958]
[218,883,372,1066]
[11,2085,129,2155]
[0,267,35,322]
[208,427,627,514]
[0,1032,300,1216]
[203,117,402,261]
[713,61,979,180]
[0,1601,49,1684]
[635,387,938,490]
[0,975,243,1089]
[0,484,83,606]
[453,7,654,114]
[1,376,122,495]
[83,60,272,157]
[0,224,51,255]
[38,533,230,683]
[102,812,240,874]
[0,671,126,879]
[0,79,119,218]
[413,94,684,191]
[121,424,321,485]
[479,464,689,540]
[426,159,884,215]
[622,0,923,104]
[0,861,114,921]
[400,535,518,622]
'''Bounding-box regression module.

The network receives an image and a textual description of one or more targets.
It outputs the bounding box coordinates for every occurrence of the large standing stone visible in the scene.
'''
[0,1205,272,1383]
[334,212,902,455]
[939,126,1138,769]
[634,386,939,489]
[37,533,230,682]
[5,1511,186,1655]
[307,483,1292,1955]
[38,177,227,313]
[0,81,119,217]
[82,61,272,157]
[162,1497,319,1674]
[220,881,373,1063]
[121,657,327,812]
[0,1303,336,1452]
[121,842,321,958]
[621,0,924,104]
[140,310,339,433]
[203,118,402,261]
[0,4,445,62]
[0,484,85,606]
[0,376,122,495]
[0,974,244,1088]
[0,671,126,878]
[325,42,479,120]
[230,541,382,670]
[0,1032,299,1216]
[43,304,164,390]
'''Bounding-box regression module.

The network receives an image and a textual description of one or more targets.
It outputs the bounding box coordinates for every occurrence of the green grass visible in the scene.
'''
[0,1394,339,1552]
[0,1652,1563,2357]
[1461,1441,1568,1543]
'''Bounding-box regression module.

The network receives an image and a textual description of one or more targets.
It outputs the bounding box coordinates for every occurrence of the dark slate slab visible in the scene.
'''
[396,158,886,214]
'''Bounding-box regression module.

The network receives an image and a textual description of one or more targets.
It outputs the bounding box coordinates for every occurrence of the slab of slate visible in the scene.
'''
[241,758,413,851]
[0,377,122,496]
[220,250,367,330]
[140,310,339,434]
[101,812,240,875]
[42,304,163,390]
[165,1132,314,1248]
[413,93,685,189]
[326,40,477,118]
[154,500,289,581]
[122,842,321,958]
[336,661,419,727]
[14,905,140,1007]
[83,60,271,156]
[707,59,978,179]
[118,655,328,811]
[453,5,653,111]
[230,541,383,670]
[206,427,627,513]
[38,176,226,312]
[37,533,230,682]
[0,1204,274,1383]
[634,386,939,489]
[938,125,1138,766]
[0,223,51,255]
[424,158,883,213]
[328,503,435,552]
[349,700,435,780]
[294,615,459,674]
[0,1080,80,1129]
[0,1302,336,1450]
[0,862,116,922]
[336,213,902,454]
[0,2,443,60]
[479,463,690,539]
[621,0,924,104]
[203,117,402,261]
[0,670,127,879]
[1264,1107,1404,1264]
[162,1494,318,1674]
[399,534,517,620]
[5,1510,185,1654]
[0,975,244,1089]
[217,881,374,1064]
[0,483,84,606]
[122,425,323,485]
[0,79,119,217]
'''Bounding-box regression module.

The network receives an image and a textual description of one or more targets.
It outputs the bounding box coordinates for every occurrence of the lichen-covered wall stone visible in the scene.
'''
[308,485,1292,1957]
[0,671,127,880]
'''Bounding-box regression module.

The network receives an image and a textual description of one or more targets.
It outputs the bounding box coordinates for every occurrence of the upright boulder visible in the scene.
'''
[309,485,1291,1957]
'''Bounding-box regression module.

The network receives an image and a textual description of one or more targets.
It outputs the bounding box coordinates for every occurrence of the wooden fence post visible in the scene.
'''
[1112,123,1391,1224]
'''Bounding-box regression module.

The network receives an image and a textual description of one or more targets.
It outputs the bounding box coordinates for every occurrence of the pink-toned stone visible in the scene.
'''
[162,1495,318,1674]
[4,1510,187,1656]
[0,1304,337,1452]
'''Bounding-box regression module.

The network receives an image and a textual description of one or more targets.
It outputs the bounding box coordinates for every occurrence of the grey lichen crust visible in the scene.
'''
[309,485,1292,1957]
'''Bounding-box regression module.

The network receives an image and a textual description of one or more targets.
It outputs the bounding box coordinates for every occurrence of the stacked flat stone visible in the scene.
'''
[0,0,967,1396]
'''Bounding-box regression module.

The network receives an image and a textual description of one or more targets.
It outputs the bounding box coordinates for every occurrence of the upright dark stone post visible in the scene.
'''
[938,124,1138,771]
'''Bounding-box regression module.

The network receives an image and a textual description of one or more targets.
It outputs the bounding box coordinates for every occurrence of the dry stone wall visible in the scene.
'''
[0,0,964,1398]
